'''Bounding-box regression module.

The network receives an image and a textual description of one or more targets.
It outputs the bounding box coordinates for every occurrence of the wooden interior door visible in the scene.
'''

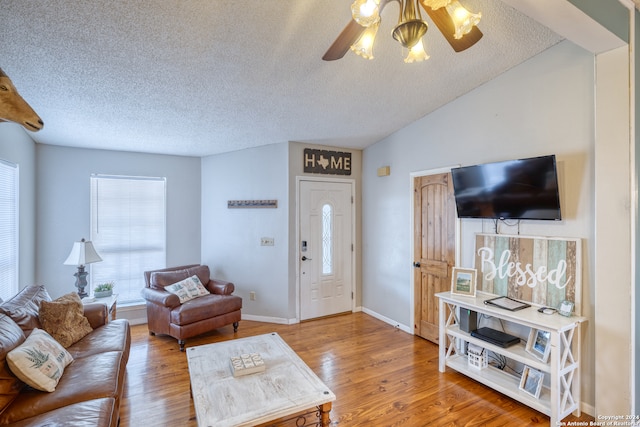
[413,172,456,343]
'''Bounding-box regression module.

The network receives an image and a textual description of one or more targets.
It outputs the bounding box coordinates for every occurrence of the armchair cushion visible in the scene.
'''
[149,265,211,290]
[170,294,242,326]
[164,275,209,304]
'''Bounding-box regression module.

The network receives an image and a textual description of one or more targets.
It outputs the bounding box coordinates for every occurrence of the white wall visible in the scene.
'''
[0,124,37,287]
[36,144,201,300]
[201,143,291,322]
[594,45,632,417]
[362,40,596,407]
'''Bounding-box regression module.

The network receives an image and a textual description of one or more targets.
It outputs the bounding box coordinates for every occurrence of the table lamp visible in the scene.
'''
[63,238,102,298]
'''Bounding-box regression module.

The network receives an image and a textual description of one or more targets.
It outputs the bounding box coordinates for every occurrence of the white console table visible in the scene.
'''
[436,291,587,425]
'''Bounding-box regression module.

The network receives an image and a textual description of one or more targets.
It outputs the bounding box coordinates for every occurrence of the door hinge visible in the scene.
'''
[351,292,354,299]
[351,196,354,204]
[351,243,354,252]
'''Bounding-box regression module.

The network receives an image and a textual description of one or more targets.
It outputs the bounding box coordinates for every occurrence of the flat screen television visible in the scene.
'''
[450,155,562,220]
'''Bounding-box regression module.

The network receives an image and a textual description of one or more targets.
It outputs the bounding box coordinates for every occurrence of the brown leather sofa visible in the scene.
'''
[0,285,131,427]
[142,264,242,351]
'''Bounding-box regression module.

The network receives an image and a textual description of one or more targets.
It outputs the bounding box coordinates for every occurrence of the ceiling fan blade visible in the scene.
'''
[322,19,366,61]
[323,0,392,61]
[420,2,483,52]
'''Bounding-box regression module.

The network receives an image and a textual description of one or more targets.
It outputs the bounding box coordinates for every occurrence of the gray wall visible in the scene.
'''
[201,141,363,323]
[36,144,201,299]
[201,143,291,321]
[0,124,37,288]
[362,40,596,406]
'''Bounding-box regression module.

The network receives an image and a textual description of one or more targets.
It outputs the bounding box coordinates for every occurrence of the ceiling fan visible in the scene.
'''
[323,0,483,62]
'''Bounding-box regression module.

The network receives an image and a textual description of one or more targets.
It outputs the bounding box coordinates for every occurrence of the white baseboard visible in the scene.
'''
[116,304,147,325]
[241,313,297,325]
[361,307,412,334]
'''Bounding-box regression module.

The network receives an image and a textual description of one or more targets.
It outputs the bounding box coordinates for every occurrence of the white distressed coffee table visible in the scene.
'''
[186,332,336,427]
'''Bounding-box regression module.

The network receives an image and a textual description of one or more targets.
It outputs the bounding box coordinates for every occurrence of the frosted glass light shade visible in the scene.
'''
[445,0,481,39]
[63,238,102,266]
[404,39,430,63]
[351,0,380,27]
[350,20,380,59]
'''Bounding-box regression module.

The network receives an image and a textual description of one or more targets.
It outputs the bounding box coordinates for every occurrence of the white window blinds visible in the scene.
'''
[90,175,166,304]
[0,160,18,301]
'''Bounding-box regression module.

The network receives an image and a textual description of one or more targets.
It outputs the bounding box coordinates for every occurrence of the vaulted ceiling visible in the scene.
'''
[0,1,614,157]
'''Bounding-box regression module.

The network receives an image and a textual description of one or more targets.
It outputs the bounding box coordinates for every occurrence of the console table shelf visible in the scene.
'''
[436,291,587,426]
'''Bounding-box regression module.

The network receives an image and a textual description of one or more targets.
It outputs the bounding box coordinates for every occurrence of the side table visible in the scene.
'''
[83,294,118,322]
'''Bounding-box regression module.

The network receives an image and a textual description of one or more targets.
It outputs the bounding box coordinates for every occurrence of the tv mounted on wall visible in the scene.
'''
[450,155,562,221]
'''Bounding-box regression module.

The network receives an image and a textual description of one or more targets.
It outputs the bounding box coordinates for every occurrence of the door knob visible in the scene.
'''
[413,262,421,268]
[302,256,312,261]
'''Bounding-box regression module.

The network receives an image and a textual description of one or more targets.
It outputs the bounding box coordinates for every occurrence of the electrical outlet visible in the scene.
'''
[250,291,256,301]
[260,237,274,246]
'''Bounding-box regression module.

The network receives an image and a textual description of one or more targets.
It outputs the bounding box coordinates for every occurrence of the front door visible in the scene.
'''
[299,180,353,321]
[413,172,457,343]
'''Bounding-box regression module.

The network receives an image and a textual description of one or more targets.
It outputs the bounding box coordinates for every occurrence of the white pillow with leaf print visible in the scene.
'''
[165,275,209,304]
[6,328,73,392]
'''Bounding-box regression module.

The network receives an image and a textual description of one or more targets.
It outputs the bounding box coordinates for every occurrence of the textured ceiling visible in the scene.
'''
[0,1,562,157]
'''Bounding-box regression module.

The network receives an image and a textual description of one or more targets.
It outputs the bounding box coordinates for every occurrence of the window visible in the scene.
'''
[90,175,166,304]
[322,203,333,275]
[0,160,18,301]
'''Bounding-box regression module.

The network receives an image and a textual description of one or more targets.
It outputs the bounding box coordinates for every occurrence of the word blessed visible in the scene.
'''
[477,247,572,290]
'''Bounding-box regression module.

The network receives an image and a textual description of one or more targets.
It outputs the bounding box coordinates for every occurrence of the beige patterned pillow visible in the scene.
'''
[165,275,209,304]
[6,328,73,392]
[38,292,93,348]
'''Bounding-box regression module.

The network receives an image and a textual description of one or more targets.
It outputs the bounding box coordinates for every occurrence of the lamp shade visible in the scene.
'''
[63,238,102,266]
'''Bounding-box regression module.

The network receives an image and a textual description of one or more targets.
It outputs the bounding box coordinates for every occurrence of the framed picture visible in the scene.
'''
[519,366,544,399]
[451,267,477,297]
[526,329,551,362]
[558,300,574,317]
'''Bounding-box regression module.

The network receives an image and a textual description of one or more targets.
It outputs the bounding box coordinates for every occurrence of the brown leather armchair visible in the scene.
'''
[142,264,242,351]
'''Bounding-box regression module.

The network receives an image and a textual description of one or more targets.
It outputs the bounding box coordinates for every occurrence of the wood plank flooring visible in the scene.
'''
[120,312,594,426]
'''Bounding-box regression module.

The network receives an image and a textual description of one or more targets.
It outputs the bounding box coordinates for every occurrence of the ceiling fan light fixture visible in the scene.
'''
[421,0,451,9]
[404,38,430,63]
[351,0,381,27]
[393,20,428,49]
[445,0,481,39]
[350,20,380,59]
[392,0,428,49]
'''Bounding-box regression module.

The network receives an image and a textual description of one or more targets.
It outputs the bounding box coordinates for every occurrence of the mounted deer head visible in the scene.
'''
[0,68,43,132]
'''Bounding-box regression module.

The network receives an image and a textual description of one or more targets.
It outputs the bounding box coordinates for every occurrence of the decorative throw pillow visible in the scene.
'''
[6,328,73,392]
[39,292,93,348]
[165,275,209,304]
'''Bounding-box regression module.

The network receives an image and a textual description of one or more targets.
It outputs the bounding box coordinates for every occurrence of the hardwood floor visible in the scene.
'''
[120,312,594,426]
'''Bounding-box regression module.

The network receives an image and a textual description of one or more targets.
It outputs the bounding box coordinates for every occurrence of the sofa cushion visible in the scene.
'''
[39,292,93,348]
[165,275,209,304]
[0,314,26,415]
[150,265,210,290]
[6,328,73,392]
[170,294,243,325]
[7,397,116,427]
[67,319,131,364]
[0,285,51,335]
[0,350,125,425]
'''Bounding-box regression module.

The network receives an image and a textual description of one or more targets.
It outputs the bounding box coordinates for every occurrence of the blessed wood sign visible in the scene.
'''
[474,234,581,314]
[303,148,351,175]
